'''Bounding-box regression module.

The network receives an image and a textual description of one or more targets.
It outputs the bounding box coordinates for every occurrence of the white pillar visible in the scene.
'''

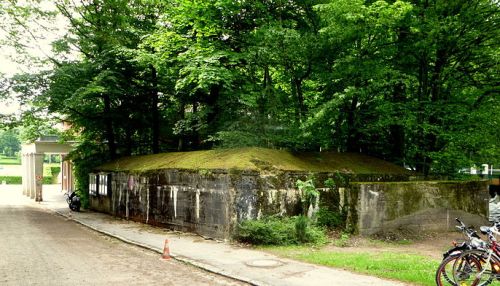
[61,154,67,192]
[34,153,44,202]
[21,154,27,196]
[29,153,35,199]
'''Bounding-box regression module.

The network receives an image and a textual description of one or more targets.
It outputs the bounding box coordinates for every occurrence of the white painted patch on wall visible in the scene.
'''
[157,186,161,207]
[171,185,178,218]
[126,189,129,219]
[138,185,142,203]
[118,188,122,204]
[246,202,253,220]
[339,187,345,209]
[146,188,150,224]
[196,189,200,220]
[268,189,277,204]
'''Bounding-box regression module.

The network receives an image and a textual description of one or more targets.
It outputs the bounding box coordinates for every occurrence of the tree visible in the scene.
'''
[313,0,499,175]
[0,129,20,157]
[2,0,498,181]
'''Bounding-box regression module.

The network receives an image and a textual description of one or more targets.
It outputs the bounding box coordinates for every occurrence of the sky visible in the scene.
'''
[0,1,69,115]
[0,55,22,115]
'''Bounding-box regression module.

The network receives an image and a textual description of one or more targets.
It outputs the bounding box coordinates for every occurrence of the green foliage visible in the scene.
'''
[42,176,52,184]
[235,216,326,246]
[334,232,351,247]
[0,176,51,184]
[316,208,344,230]
[0,176,22,184]
[317,176,349,230]
[295,215,308,243]
[42,165,61,184]
[50,166,61,175]
[68,141,108,209]
[1,0,498,182]
[0,129,20,157]
[296,179,320,211]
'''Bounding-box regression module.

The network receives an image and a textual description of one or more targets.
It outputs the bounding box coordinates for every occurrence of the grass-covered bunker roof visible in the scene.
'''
[96,147,411,175]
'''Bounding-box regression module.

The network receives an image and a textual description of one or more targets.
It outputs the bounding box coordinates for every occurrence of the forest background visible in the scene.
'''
[0,0,498,193]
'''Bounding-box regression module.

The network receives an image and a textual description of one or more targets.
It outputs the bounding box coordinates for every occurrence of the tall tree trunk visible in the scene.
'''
[346,95,359,152]
[423,48,447,175]
[259,66,272,115]
[191,100,200,149]
[290,77,300,123]
[150,65,160,154]
[103,94,116,159]
[415,52,430,175]
[206,84,220,132]
[389,81,406,164]
[294,78,306,122]
[177,102,185,151]
[124,126,132,156]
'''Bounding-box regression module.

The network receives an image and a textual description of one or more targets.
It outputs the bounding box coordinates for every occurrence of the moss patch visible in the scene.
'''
[97,147,412,175]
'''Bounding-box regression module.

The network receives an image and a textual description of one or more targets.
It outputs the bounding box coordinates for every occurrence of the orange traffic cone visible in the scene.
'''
[162,238,171,259]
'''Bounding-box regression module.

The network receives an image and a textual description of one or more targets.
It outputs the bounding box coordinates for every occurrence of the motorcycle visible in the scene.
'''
[65,191,81,212]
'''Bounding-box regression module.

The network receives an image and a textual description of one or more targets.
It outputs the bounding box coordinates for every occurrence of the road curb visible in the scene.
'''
[53,210,264,286]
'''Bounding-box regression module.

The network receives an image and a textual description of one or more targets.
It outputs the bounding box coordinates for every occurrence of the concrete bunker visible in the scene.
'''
[89,148,489,240]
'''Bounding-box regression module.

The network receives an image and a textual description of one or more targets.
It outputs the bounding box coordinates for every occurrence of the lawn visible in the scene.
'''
[262,244,440,286]
[0,155,21,165]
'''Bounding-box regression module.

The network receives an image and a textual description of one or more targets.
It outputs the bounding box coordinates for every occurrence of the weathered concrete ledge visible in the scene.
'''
[351,181,490,236]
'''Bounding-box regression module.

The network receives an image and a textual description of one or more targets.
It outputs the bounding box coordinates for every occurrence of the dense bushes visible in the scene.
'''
[0,176,22,184]
[316,208,345,229]
[235,215,326,245]
[235,176,351,246]
[44,165,61,184]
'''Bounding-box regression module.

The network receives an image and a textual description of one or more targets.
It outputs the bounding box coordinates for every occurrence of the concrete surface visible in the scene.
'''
[27,185,407,286]
[0,185,245,286]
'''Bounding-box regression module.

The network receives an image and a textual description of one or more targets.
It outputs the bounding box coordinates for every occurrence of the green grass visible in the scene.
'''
[0,155,20,165]
[264,246,439,286]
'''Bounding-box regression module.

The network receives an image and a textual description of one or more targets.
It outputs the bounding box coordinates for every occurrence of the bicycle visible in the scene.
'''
[451,223,500,286]
[435,218,487,286]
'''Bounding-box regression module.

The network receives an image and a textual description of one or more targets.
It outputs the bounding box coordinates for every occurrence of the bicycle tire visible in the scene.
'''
[452,249,496,286]
[436,254,461,286]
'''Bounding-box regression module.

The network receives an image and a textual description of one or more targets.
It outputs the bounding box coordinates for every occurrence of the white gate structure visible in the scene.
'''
[21,137,74,202]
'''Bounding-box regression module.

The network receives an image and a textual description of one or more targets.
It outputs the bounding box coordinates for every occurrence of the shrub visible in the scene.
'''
[334,232,351,247]
[42,176,53,184]
[0,176,22,184]
[50,166,61,176]
[316,208,344,229]
[0,176,55,185]
[235,215,326,245]
[295,215,308,243]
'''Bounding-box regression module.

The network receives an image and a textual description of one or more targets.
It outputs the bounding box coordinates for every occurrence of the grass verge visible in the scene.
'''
[0,156,20,165]
[263,245,439,286]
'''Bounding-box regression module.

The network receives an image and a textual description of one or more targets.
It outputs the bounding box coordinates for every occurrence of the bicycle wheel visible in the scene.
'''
[436,254,461,286]
[452,249,495,286]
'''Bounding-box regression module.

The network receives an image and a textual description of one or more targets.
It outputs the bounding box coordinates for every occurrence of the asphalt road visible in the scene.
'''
[0,188,246,286]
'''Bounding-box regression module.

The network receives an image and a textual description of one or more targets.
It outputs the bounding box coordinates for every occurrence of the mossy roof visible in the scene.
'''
[96,147,412,175]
